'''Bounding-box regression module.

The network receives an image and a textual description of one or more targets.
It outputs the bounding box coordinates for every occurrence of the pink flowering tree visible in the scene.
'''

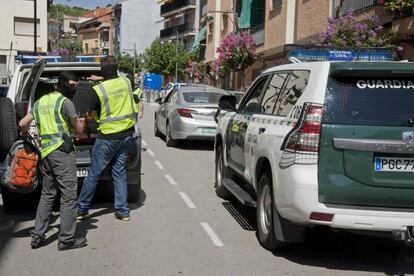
[216,31,258,88]
[320,12,395,49]
[378,0,414,17]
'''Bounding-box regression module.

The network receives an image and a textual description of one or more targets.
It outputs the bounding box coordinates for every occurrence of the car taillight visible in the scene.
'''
[283,103,323,153]
[177,108,196,118]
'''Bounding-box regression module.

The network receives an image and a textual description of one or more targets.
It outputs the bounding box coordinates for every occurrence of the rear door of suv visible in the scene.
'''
[319,62,414,208]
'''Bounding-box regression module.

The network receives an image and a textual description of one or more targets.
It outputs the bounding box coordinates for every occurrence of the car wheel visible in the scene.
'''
[214,145,232,199]
[256,172,286,250]
[165,123,177,147]
[0,97,18,162]
[154,115,161,137]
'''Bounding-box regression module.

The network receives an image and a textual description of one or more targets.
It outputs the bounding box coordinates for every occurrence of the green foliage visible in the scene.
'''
[56,38,83,55]
[50,4,91,21]
[143,39,192,81]
[378,0,414,17]
[116,53,144,74]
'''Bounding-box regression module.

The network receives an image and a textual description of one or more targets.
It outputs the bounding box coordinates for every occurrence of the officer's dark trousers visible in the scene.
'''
[32,149,77,244]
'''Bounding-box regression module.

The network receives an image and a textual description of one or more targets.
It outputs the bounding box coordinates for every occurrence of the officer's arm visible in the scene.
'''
[19,113,34,136]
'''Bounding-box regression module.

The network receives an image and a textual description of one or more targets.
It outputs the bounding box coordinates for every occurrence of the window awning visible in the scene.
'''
[191,26,207,52]
[239,0,252,29]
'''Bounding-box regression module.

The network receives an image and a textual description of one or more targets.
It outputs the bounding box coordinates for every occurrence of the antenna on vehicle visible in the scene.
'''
[288,57,302,64]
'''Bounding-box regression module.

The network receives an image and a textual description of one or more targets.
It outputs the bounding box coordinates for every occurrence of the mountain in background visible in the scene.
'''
[50,4,91,20]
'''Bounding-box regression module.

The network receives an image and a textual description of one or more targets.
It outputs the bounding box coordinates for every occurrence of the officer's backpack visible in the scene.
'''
[1,137,41,193]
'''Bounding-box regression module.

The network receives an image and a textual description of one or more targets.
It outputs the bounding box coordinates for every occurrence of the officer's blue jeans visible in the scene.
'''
[77,136,134,216]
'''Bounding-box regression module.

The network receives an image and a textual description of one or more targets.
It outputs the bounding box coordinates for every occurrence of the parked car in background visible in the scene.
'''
[164,82,186,95]
[154,85,228,147]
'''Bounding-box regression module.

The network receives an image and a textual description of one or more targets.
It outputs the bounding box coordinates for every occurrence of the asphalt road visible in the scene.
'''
[0,103,414,276]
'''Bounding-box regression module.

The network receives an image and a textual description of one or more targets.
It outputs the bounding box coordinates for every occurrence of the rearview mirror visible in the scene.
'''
[155,97,163,104]
[218,95,237,111]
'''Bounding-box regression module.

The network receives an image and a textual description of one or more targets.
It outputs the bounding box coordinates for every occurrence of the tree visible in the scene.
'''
[56,38,82,55]
[319,12,395,49]
[143,39,192,82]
[116,53,143,75]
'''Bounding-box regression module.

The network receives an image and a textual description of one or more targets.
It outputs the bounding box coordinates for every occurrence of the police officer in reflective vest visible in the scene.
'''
[19,71,87,251]
[77,56,138,221]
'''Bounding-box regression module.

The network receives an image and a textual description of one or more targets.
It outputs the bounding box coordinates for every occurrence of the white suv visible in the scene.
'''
[215,60,414,250]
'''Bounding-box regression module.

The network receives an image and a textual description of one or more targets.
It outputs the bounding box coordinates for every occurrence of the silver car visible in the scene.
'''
[154,85,228,147]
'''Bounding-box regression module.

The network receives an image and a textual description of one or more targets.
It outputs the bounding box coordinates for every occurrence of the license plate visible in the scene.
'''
[375,157,414,172]
[201,128,215,134]
[76,168,89,178]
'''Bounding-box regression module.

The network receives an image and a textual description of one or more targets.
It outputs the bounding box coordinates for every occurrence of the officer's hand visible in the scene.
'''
[87,75,104,81]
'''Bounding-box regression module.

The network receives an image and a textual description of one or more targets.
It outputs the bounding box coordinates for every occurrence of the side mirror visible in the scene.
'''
[218,95,237,111]
[155,97,163,104]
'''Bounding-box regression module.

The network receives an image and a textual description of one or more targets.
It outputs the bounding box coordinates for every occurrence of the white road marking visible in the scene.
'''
[164,174,177,185]
[201,223,224,247]
[142,140,147,147]
[179,192,196,209]
[147,149,155,157]
[154,160,164,170]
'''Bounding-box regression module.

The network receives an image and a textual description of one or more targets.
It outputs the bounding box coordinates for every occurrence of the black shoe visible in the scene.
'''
[76,211,89,221]
[114,212,130,221]
[58,238,87,251]
[30,234,46,249]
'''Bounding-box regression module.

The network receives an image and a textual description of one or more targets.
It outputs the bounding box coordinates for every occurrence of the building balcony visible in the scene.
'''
[160,0,196,17]
[251,23,264,46]
[333,0,376,17]
[160,23,195,39]
[101,41,109,49]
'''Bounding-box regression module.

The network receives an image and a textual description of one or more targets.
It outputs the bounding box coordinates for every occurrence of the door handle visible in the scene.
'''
[258,128,266,134]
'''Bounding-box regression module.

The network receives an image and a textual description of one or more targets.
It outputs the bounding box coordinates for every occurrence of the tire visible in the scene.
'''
[256,172,286,250]
[154,114,161,137]
[214,145,232,199]
[0,97,18,162]
[127,183,141,202]
[165,123,177,147]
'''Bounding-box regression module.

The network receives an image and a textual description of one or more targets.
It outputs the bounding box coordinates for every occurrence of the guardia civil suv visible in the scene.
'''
[215,59,414,250]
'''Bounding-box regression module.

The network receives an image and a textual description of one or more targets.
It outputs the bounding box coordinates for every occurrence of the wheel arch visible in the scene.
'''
[255,156,272,191]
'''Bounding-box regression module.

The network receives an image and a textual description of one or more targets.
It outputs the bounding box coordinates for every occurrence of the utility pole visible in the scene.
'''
[133,43,137,82]
[34,0,37,54]
[175,30,178,83]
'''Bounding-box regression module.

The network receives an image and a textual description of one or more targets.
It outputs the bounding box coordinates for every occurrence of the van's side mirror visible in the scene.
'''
[218,95,237,112]
[155,97,163,104]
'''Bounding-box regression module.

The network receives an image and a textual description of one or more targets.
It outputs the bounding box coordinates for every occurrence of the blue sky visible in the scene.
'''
[54,0,115,9]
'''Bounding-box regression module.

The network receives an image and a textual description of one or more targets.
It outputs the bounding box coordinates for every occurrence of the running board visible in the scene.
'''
[222,178,257,207]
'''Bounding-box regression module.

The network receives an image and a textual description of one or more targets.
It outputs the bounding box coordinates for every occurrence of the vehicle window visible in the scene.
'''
[182,92,226,104]
[323,75,414,127]
[164,89,174,102]
[240,76,269,113]
[276,70,309,116]
[260,73,288,115]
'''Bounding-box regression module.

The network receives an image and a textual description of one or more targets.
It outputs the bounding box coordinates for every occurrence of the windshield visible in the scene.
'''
[323,76,414,127]
[182,92,226,104]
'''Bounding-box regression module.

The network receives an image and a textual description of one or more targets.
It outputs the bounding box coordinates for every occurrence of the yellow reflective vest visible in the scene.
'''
[93,76,138,135]
[33,92,72,158]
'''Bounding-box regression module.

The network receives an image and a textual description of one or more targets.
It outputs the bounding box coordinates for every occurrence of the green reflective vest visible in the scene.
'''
[33,92,71,158]
[93,76,138,135]
[133,87,143,99]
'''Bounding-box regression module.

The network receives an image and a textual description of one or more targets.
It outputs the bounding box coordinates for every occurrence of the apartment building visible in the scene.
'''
[113,0,162,56]
[0,0,48,82]
[157,0,201,51]
[78,6,115,55]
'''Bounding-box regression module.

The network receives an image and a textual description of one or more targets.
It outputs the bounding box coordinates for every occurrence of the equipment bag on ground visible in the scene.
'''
[1,137,41,193]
